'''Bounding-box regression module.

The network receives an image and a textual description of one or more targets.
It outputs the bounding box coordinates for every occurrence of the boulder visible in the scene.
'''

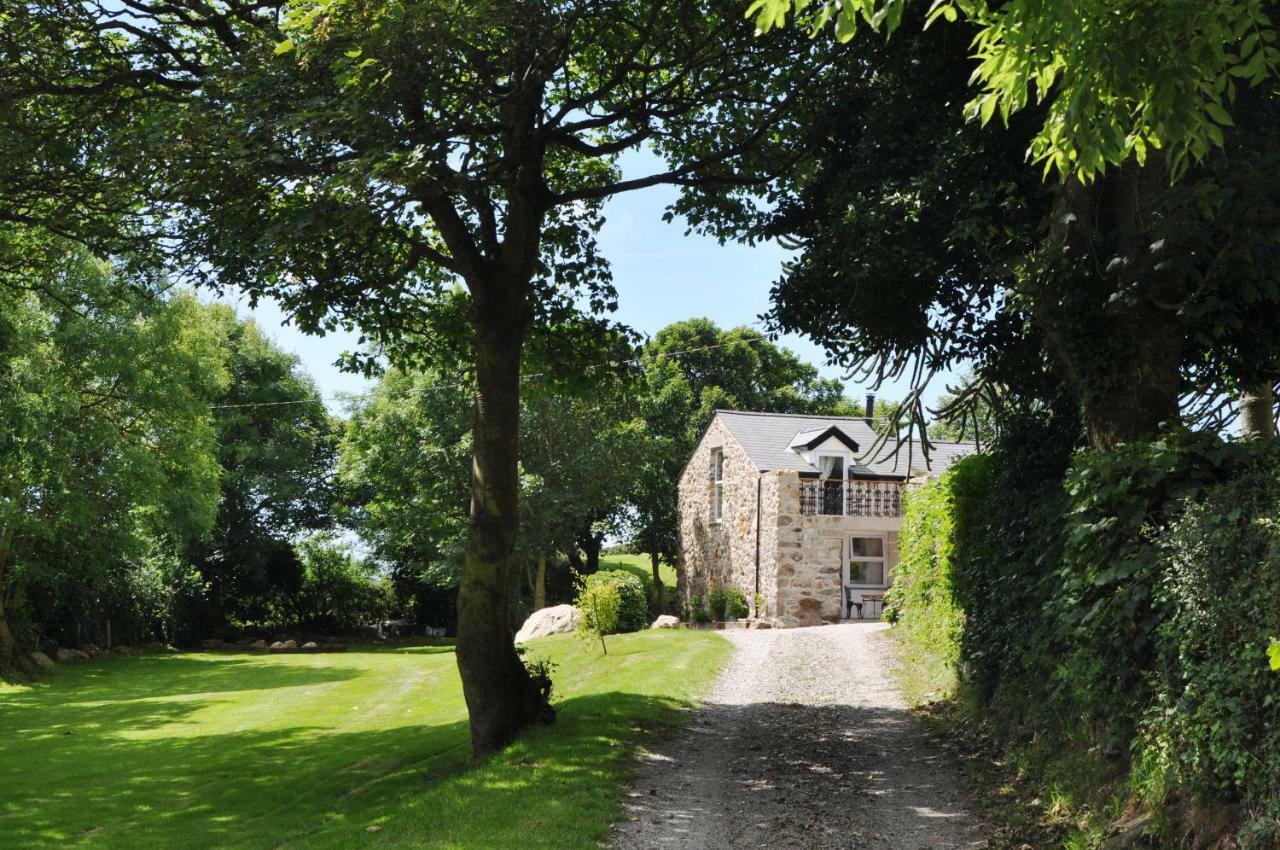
[55,648,89,662]
[83,644,101,657]
[281,639,298,649]
[514,604,580,643]
[250,639,268,650]
[200,638,225,650]
[31,651,55,670]
[269,641,286,650]
[302,641,317,649]
[649,615,680,629]
[110,646,140,657]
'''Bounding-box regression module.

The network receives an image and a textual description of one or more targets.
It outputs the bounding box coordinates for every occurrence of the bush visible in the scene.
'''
[579,570,646,633]
[724,586,748,619]
[884,473,964,673]
[1145,459,1280,806]
[574,579,621,654]
[706,585,728,621]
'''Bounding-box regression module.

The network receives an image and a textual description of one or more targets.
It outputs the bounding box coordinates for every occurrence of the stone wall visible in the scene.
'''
[677,418,762,613]
[769,472,901,627]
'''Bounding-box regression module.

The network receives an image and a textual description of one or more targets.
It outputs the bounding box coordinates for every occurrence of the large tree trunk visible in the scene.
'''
[0,536,34,675]
[578,529,603,573]
[650,551,665,615]
[1037,165,1185,449]
[454,283,553,757]
[1241,383,1276,439]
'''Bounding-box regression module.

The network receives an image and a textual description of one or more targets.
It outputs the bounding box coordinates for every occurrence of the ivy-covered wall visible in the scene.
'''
[891,421,1280,844]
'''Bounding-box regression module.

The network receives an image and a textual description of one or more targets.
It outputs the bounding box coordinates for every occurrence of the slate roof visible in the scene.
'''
[714,410,976,479]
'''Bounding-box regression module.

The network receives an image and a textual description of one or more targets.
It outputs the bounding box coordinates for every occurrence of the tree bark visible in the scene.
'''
[454,281,553,757]
[0,535,34,675]
[533,553,547,611]
[650,551,665,615]
[1241,383,1276,439]
[1036,165,1185,449]
[579,531,603,573]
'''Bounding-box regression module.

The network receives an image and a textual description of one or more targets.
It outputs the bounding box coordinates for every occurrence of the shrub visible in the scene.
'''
[574,579,621,654]
[691,599,711,624]
[884,473,964,674]
[579,570,646,633]
[1145,459,1280,806]
[724,586,748,620]
[706,585,728,621]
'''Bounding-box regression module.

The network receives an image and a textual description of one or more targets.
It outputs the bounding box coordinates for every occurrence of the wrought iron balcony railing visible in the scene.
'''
[799,480,904,518]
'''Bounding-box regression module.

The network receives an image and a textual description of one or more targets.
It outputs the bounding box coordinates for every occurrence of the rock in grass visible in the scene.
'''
[31,651,55,670]
[650,615,681,629]
[514,605,581,643]
[302,641,317,649]
[55,648,89,662]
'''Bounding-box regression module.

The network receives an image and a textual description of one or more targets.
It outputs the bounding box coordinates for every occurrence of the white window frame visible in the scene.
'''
[710,447,725,523]
[845,533,888,588]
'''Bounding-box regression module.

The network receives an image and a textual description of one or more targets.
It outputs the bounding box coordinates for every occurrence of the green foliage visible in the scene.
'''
[574,578,621,655]
[748,0,1280,180]
[884,472,964,677]
[891,414,1280,835]
[1144,457,1280,806]
[184,305,338,639]
[707,584,748,621]
[287,536,388,634]
[581,570,647,634]
[0,236,229,654]
[706,585,729,622]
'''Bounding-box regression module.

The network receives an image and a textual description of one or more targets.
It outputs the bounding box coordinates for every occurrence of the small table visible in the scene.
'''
[861,593,885,619]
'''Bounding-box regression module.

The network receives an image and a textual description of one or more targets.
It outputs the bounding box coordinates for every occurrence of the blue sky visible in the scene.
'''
[217,151,958,414]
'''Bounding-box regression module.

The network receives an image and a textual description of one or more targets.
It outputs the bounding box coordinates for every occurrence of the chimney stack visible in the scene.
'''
[865,393,876,423]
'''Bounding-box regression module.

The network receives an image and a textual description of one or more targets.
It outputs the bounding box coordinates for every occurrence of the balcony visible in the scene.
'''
[799,480,905,518]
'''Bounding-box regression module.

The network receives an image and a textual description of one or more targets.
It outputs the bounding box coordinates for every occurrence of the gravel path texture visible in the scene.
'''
[610,622,988,850]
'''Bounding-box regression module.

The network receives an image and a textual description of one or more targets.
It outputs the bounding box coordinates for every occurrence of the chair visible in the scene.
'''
[844,586,863,620]
[862,593,884,619]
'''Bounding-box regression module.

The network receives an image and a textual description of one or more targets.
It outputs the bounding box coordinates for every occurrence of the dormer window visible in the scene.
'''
[710,447,725,522]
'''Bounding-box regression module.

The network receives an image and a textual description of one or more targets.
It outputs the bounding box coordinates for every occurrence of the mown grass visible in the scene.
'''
[0,630,729,849]
[598,553,677,589]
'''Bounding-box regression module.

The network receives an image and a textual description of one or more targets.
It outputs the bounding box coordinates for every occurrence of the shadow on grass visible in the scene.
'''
[0,667,693,849]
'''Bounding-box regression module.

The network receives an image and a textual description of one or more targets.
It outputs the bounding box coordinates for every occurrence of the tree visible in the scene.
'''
[184,306,338,638]
[0,0,830,752]
[339,366,474,632]
[749,0,1280,182]
[0,233,227,670]
[630,318,857,603]
[680,6,1280,450]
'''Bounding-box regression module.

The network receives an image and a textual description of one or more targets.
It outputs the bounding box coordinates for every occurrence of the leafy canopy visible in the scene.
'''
[748,0,1280,180]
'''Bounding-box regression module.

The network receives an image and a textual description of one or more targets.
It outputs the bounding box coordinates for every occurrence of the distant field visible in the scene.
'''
[598,553,678,591]
[0,631,728,849]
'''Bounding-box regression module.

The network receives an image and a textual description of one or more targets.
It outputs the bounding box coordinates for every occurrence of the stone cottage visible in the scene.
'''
[677,407,975,627]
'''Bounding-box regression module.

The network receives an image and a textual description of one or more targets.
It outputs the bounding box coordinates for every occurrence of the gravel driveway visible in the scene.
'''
[610,622,988,850]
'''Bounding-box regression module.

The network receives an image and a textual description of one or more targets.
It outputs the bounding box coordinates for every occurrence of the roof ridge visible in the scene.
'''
[714,408,870,422]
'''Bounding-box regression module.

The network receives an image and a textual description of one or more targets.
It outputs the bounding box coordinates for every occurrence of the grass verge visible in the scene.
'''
[0,630,729,849]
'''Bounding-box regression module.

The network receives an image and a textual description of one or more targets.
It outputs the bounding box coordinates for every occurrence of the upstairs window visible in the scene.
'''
[710,447,725,522]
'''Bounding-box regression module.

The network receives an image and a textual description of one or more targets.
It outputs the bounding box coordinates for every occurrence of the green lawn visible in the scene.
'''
[0,631,728,849]
[598,553,677,592]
